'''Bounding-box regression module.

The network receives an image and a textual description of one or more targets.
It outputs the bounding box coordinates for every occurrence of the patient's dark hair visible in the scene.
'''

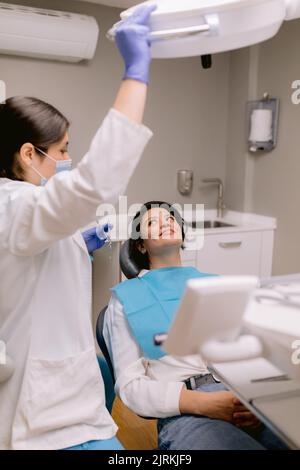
[129,201,186,271]
[0,96,69,180]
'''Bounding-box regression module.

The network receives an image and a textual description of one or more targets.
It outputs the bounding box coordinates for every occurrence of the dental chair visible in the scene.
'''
[96,354,115,414]
[119,239,140,280]
[95,239,139,387]
[96,306,115,384]
[96,240,158,450]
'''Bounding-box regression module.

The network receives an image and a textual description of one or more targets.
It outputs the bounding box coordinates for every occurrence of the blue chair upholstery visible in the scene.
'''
[96,355,115,414]
[96,240,140,413]
[119,239,140,279]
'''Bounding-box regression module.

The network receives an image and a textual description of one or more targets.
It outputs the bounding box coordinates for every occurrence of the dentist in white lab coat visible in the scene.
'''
[0,5,156,450]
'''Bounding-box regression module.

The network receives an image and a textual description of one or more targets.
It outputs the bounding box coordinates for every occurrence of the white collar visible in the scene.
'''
[138,269,149,278]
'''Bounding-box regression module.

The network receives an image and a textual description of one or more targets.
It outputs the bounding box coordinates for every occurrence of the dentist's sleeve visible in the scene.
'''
[5,109,153,256]
[103,295,184,419]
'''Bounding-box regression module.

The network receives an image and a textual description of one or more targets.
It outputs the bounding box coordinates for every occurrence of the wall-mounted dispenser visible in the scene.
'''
[247,93,280,153]
[177,170,193,195]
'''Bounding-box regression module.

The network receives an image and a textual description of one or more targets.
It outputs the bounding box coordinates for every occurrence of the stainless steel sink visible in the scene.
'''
[187,220,235,229]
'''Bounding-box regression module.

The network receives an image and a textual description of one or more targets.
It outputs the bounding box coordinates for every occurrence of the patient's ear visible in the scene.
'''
[137,242,147,255]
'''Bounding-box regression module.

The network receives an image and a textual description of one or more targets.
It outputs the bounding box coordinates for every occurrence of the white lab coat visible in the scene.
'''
[0,109,153,450]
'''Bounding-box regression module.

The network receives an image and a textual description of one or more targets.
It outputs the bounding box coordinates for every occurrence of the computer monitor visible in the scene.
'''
[163,275,259,357]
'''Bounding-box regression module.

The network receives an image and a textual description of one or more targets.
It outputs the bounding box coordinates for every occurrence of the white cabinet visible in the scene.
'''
[197,231,261,275]
[181,247,198,267]
[182,229,274,277]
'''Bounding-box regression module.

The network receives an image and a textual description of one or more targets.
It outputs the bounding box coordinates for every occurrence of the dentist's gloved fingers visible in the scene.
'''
[115,24,152,84]
[82,226,107,254]
[115,4,156,84]
[103,223,113,233]
[82,226,97,238]
[126,3,157,25]
[116,24,151,48]
[96,223,113,240]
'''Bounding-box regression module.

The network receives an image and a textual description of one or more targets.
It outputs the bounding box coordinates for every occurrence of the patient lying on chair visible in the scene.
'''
[103,201,287,450]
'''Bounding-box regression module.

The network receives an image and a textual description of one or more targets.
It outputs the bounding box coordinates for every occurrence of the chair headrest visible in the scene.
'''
[119,239,141,279]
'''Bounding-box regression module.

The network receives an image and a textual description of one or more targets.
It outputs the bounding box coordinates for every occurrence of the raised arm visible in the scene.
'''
[113,80,147,125]
[113,4,157,123]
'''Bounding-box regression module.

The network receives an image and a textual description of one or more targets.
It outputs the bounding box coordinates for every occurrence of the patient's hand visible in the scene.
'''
[197,390,241,423]
[180,389,241,423]
[232,397,261,429]
[180,388,261,427]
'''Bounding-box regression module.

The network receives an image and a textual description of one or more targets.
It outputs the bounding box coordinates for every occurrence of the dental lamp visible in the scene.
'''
[107,0,300,69]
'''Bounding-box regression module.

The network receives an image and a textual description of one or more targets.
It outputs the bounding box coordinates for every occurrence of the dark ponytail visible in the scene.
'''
[0,96,69,180]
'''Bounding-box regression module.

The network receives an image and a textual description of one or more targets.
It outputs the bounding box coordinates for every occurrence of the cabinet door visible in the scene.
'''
[197,231,262,275]
[180,247,197,267]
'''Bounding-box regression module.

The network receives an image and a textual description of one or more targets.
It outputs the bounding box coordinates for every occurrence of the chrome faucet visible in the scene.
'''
[201,177,226,218]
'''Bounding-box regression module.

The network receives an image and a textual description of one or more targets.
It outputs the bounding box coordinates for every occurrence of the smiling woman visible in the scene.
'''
[102,197,288,450]
[129,200,185,271]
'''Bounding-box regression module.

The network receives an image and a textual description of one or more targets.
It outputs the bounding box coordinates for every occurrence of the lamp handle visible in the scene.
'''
[107,13,219,42]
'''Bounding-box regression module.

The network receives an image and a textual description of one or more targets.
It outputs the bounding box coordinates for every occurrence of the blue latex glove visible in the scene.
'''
[115,3,157,84]
[82,223,113,255]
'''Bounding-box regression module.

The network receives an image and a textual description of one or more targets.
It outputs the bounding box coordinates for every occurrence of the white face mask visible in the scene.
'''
[30,146,72,186]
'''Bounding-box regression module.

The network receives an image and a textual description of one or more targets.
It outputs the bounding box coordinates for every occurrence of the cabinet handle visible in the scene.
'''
[219,241,242,249]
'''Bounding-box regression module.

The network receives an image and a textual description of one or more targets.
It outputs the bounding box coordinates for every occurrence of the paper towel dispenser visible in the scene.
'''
[247,94,280,153]
[107,0,300,58]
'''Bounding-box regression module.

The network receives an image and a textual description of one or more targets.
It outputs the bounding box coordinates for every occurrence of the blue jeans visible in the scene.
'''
[158,383,288,450]
[63,437,124,450]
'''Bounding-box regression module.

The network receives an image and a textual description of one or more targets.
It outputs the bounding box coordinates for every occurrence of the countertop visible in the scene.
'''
[185,209,277,235]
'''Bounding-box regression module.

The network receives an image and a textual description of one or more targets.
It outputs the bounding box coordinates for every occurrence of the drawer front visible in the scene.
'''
[197,231,262,275]
[182,259,197,267]
[180,247,197,267]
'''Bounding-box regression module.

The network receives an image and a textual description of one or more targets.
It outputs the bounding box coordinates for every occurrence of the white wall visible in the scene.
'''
[225,20,300,275]
[1,0,230,210]
[3,2,300,293]
[225,47,251,212]
[251,20,300,275]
